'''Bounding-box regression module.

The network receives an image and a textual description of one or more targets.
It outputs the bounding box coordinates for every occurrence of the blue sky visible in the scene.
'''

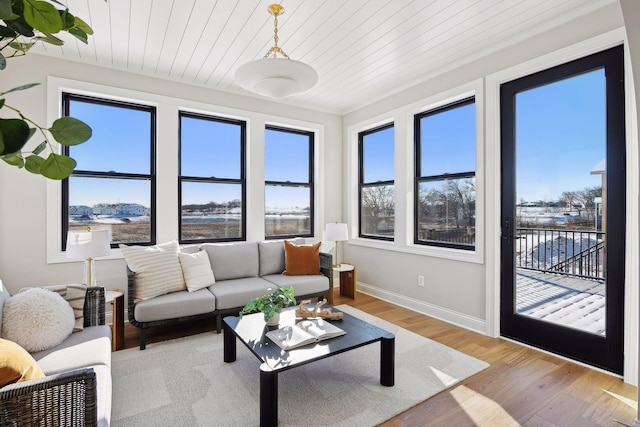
[362,126,394,183]
[419,102,476,177]
[515,69,605,202]
[69,105,313,209]
[68,102,151,206]
[69,68,605,209]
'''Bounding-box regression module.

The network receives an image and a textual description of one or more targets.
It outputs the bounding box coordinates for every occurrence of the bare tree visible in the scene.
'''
[418,178,475,229]
[575,186,601,223]
[361,185,394,234]
[560,191,580,214]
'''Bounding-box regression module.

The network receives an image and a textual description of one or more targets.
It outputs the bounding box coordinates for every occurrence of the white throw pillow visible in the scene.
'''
[2,288,75,353]
[120,240,186,301]
[20,284,87,333]
[178,251,216,292]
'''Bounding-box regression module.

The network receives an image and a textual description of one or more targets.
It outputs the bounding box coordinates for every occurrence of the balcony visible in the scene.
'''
[515,227,606,336]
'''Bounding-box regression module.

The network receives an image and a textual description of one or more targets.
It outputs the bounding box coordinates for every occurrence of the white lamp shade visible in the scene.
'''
[234,58,318,98]
[325,223,348,242]
[66,229,111,259]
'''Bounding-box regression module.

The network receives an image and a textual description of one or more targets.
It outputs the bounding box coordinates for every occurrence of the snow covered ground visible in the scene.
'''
[516,269,605,336]
[70,215,150,224]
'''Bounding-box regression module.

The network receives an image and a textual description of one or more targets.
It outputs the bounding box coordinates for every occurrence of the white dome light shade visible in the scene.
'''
[235,58,319,99]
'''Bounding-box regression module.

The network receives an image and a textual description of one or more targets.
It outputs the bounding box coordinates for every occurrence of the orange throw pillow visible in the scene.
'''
[283,240,321,275]
[0,338,45,387]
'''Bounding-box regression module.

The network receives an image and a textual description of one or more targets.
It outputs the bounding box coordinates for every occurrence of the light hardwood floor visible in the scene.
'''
[121,291,638,427]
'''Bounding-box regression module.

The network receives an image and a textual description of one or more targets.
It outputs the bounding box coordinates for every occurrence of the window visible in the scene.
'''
[264,126,314,238]
[179,112,246,242]
[63,94,156,248]
[358,124,394,240]
[415,97,476,250]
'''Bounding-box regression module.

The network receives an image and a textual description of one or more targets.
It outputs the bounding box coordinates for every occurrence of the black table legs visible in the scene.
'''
[380,333,395,386]
[223,322,236,363]
[260,365,278,427]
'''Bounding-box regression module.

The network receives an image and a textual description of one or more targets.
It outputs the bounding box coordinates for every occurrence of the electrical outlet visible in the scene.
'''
[418,275,425,287]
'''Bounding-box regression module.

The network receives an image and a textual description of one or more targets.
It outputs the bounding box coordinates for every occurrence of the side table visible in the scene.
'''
[334,263,356,299]
[105,289,124,351]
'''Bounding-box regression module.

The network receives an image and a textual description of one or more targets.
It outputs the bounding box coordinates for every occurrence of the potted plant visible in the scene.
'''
[1,0,94,179]
[240,287,296,326]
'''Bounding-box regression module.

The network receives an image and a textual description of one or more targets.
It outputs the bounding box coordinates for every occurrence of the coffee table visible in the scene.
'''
[223,305,395,427]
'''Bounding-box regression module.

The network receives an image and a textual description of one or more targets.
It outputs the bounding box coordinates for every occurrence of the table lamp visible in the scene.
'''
[66,228,111,286]
[325,222,348,268]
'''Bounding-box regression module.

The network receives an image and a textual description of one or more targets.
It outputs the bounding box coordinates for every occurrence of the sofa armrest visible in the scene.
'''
[126,267,139,326]
[84,287,106,327]
[319,252,334,290]
[0,368,97,426]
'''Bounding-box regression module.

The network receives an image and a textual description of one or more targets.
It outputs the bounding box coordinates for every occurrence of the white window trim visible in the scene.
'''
[347,79,484,264]
[46,77,325,263]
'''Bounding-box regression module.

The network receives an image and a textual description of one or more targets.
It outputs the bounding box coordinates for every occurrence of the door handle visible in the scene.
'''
[502,219,511,241]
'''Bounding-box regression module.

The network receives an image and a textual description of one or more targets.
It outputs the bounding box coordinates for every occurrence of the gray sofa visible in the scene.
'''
[0,285,111,427]
[127,239,333,350]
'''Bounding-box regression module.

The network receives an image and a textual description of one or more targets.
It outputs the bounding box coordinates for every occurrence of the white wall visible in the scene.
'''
[0,54,342,295]
[620,0,640,402]
[341,3,626,334]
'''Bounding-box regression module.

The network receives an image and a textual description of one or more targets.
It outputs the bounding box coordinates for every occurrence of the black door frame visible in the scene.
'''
[500,45,625,374]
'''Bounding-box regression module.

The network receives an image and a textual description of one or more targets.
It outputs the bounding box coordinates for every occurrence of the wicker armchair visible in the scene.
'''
[0,287,106,427]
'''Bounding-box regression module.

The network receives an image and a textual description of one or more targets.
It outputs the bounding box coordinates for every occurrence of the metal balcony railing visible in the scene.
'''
[515,227,605,280]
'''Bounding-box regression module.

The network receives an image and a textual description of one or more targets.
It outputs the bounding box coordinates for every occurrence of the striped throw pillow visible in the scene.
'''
[120,240,186,301]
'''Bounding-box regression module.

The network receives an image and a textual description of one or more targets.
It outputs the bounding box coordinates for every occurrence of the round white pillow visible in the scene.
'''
[2,288,75,353]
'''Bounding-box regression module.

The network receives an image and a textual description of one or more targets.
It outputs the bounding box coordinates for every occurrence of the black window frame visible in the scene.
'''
[264,125,314,239]
[414,97,476,251]
[62,93,157,250]
[358,123,395,241]
[178,111,247,244]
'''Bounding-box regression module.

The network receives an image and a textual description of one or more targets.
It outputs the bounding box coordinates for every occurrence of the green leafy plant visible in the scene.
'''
[0,0,94,179]
[240,287,296,323]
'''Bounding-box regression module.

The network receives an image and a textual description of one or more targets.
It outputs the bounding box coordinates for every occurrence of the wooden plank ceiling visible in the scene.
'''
[35,0,615,114]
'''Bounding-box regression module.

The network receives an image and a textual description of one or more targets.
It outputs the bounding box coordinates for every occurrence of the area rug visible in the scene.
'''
[111,305,489,426]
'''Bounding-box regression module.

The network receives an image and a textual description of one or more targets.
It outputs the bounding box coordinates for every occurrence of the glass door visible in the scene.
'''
[500,46,625,374]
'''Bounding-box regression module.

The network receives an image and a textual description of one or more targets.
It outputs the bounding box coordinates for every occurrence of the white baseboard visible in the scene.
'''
[356,282,486,335]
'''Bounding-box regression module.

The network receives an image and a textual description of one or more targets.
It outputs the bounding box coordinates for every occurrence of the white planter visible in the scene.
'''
[266,312,280,327]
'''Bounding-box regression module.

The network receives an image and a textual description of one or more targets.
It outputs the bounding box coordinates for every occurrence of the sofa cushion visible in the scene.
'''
[133,289,216,323]
[120,240,186,301]
[0,338,45,387]
[283,240,321,275]
[258,238,304,276]
[178,251,216,292]
[263,274,330,297]
[2,288,75,353]
[208,277,275,310]
[32,325,111,375]
[201,242,259,281]
[258,240,286,276]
